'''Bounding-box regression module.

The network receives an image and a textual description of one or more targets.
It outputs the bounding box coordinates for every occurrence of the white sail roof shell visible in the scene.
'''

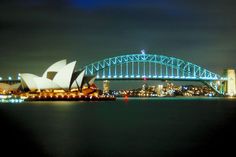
[19,60,96,91]
[53,61,76,89]
[70,70,85,89]
[76,70,85,88]
[20,73,39,91]
[88,76,96,85]
[42,59,67,79]
[34,77,60,90]
[71,81,77,89]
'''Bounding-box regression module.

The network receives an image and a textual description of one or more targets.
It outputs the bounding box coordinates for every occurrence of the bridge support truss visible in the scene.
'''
[84,53,227,94]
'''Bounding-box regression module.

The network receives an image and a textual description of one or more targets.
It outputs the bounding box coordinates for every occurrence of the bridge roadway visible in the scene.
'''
[94,77,227,81]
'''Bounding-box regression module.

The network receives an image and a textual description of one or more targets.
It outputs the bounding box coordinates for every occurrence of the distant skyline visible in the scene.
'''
[0,0,236,78]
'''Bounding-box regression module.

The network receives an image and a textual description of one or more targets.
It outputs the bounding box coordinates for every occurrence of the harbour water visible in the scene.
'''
[0,97,236,157]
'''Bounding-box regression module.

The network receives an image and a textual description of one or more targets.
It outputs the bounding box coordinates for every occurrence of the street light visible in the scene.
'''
[18,73,21,80]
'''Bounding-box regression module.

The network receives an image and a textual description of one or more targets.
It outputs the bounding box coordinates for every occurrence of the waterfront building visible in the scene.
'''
[142,83,148,91]
[103,80,110,94]
[0,60,96,93]
[225,69,236,96]
[0,83,21,94]
[156,85,163,96]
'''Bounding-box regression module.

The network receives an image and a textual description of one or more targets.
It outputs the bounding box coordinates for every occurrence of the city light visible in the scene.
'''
[110,82,219,98]
[83,53,227,95]
[0,53,234,97]
[141,49,145,54]
[18,76,21,80]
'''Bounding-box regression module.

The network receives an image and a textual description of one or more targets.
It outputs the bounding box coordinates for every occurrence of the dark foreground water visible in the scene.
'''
[0,97,236,157]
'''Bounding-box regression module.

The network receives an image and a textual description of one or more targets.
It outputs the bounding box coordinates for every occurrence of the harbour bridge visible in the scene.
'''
[84,53,227,94]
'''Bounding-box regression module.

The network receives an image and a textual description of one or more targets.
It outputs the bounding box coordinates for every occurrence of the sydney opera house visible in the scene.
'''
[0,60,96,94]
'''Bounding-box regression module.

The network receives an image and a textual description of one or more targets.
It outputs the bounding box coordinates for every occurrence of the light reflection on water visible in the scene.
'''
[0,98,236,157]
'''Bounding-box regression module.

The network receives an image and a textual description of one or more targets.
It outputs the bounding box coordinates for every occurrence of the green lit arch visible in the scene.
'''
[83,53,226,94]
[84,53,224,80]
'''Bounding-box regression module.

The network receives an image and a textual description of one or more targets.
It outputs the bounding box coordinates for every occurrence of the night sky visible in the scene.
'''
[0,0,236,79]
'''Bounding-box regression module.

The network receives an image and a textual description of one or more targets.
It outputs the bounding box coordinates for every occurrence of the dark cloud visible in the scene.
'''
[0,0,236,79]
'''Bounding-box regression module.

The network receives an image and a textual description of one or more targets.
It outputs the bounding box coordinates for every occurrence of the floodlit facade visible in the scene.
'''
[52,61,77,89]
[20,59,96,92]
[226,69,236,96]
[20,73,39,91]
[0,83,21,93]
[103,80,110,94]
[42,59,67,79]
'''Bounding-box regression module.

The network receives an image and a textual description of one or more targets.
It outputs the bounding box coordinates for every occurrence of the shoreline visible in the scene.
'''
[25,96,116,101]
[1,95,235,103]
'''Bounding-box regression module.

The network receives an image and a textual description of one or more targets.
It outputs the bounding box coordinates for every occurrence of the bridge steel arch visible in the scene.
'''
[84,53,226,94]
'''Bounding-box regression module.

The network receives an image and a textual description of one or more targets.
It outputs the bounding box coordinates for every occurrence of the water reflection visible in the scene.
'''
[1,98,236,157]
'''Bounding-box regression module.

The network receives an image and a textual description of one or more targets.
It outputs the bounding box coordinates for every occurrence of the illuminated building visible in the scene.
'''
[0,83,21,94]
[103,80,110,94]
[142,83,148,91]
[20,59,96,92]
[225,69,236,96]
[156,85,163,96]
